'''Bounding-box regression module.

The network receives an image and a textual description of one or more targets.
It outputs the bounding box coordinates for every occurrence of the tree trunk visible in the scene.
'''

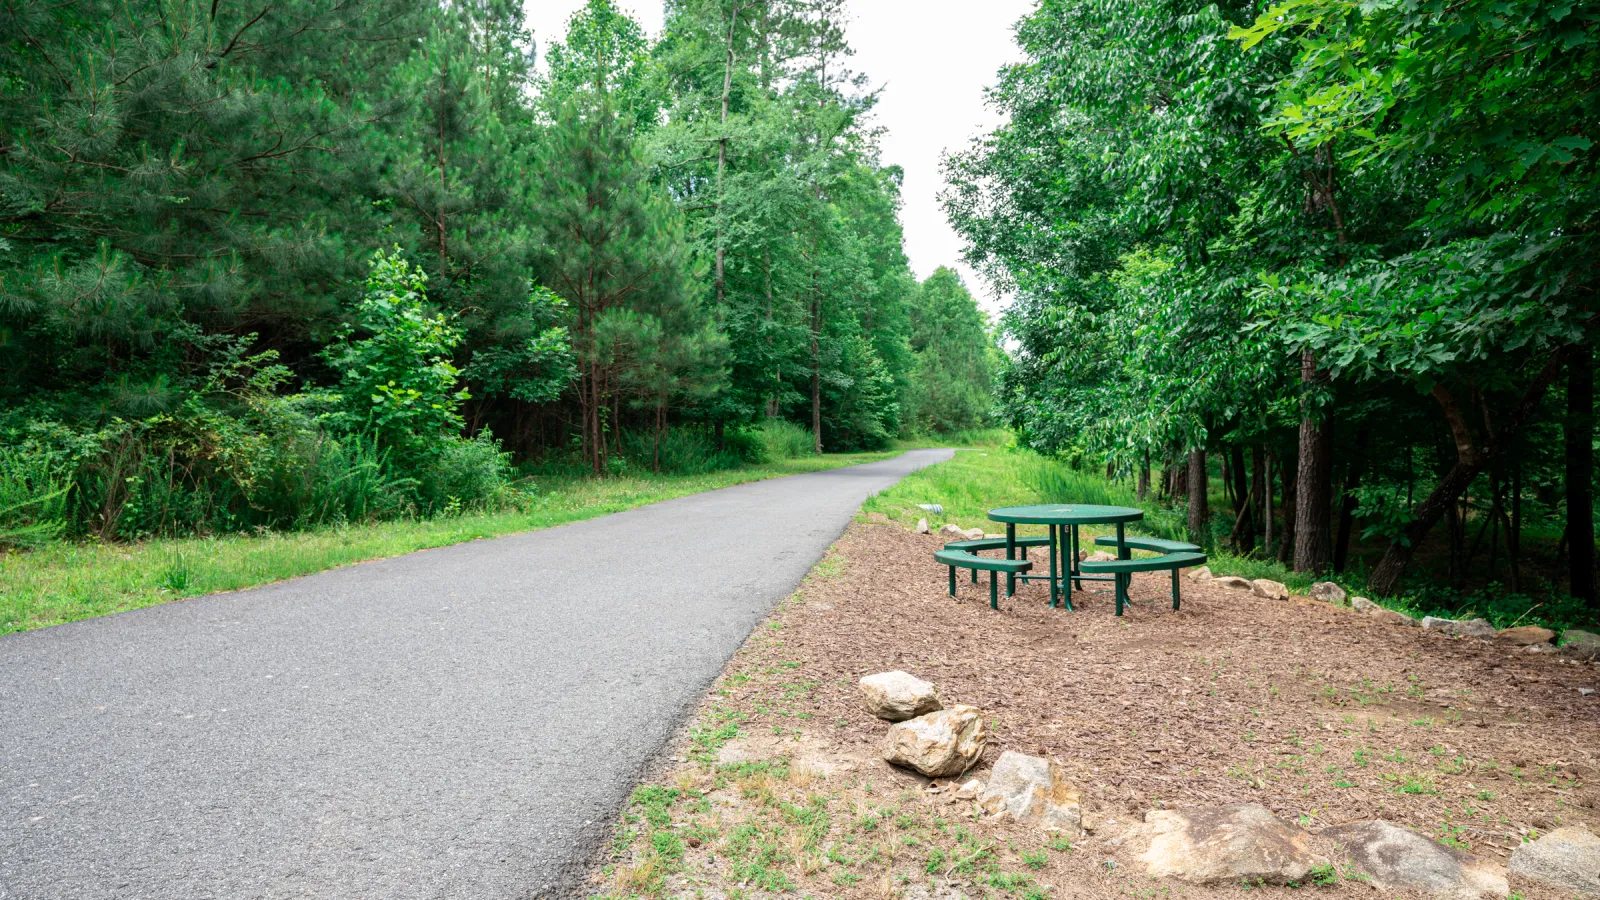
[1261,446,1272,558]
[1229,444,1252,552]
[1568,344,1596,607]
[1294,348,1333,574]
[1333,428,1368,572]
[1277,449,1298,564]
[1368,344,1577,595]
[1137,451,1151,501]
[713,6,739,310]
[1187,449,1208,543]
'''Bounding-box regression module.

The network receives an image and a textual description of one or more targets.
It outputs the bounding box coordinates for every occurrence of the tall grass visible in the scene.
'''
[755,419,819,460]
[0,448,70,549]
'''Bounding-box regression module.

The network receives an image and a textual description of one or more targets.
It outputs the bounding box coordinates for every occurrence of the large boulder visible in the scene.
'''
[1323,820,1508,899]
[1372,608,1420,627]
[1494,625,1555,646]
[1309,581,1348,604]
[1560,630,1600,661]
[1213,576,1254,591]
[883,705,987,777]
[977,751,1082,834]
[1137,803,1324,885]
[859,671,942,722]
[1422,617,1496,639]
[1351,596,1379,613]
[1509,825,1600,897]
[1251,579,1290,601]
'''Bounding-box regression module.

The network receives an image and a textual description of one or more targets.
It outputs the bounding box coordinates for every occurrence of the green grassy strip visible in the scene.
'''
[2,449,931,634]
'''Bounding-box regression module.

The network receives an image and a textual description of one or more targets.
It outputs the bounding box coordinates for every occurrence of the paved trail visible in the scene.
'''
[0,449,950,900]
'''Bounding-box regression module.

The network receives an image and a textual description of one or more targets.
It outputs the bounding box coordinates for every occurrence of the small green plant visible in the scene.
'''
[1021,848,1048,870]
[1307,862,1339,886]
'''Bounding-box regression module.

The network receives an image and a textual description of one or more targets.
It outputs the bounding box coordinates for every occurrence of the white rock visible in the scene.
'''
[1509,825,1600,897]
[964,528,985,540]
[1084,550,1117,563]
[883,705,987,777]
[859,671,942,722]
[1351,596,1379,613]
[916,518,930,534]
[955,778,983,800]
[1560,629,1600,661]
[1308,581,1347,604]
[1323,820,1508,899]
[1186,566,1213,582]
[977,751,1083,834]
[1137,803,1324,885]
[1422,617,1496,639]
[1250,579,1290,601]
[940,523,965,536]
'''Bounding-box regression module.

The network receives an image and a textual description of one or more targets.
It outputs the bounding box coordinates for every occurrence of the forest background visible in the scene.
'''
[0,0,998,546]
[946,0,1600,623]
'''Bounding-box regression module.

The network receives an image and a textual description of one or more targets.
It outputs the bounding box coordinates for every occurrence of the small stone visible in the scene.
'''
[1308,581,1347,604]
[1213,576,1254,591]
[860,671,943,721]
[883,705,987,777]
[1187,566,1213,582]
[1508,825,1600,897]
[1560,630,1600,661]
[964,527,985,540]
[1422,617,1496,639]
[1495,625,1555,646]
[1351,596,1379,613]
[1084,550,1117,563]
[916,518,930,534]
[1077,549,1088,562]
[1137,803,1325,885]
[977,751,1083,834]
[1519,643,1557,655]
[955,778,982,800]
[1581,688,1595,696]
[1250,579,1290,601]
[940,523,965,536]
[1322,820,1507,899]
[1372,608,1419,627]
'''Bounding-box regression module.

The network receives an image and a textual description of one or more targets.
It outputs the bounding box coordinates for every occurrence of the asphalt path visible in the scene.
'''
[0,449,951,900]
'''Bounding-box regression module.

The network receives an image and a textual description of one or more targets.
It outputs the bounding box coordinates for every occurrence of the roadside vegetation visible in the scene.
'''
[945,0,1600,621]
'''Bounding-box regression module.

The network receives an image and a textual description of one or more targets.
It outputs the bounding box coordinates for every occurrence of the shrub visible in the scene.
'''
[755,418,817,460]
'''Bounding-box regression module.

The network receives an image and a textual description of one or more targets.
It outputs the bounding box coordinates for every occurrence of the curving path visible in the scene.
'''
[0,449,953,899]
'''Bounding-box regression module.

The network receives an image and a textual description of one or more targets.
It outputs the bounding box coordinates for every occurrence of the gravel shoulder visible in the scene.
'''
[590,519,1600,899]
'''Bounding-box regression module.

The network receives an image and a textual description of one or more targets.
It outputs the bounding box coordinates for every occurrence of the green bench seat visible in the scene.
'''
[935,549,1032,610]
[943,536,1050,585]
[1079,551,1207,616]
[1092,535,1201,554]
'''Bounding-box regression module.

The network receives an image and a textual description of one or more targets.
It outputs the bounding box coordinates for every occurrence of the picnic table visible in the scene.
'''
[987,504,1144,610]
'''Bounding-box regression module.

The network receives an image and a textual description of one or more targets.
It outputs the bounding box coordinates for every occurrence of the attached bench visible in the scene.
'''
[935,549,1033,610]
[1093,535,1201,554]
[943,536,1051,587]
[1079,551,1207,616]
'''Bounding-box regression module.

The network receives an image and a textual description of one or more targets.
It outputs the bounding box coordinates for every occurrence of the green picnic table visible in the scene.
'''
[986,504,1144,611]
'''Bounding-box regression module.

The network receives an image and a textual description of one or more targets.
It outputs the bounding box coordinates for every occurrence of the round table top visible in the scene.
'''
[987,504,1145,525]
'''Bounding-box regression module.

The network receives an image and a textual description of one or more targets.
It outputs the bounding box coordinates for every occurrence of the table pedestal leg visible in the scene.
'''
[1047,524,1058,608]
[1005,522,1016,596]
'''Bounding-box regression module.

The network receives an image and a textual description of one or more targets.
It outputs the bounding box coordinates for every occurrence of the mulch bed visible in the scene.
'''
[594,519,1600,898]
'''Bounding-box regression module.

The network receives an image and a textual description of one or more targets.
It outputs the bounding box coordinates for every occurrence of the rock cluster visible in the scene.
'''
[1136,803,1322,884]
[977,751,1082,834]
[1509,825,1600,896]
[882,705,987,777]
[1250,579,1290,601]
[1323,820,1507,899]
[860,671,941,722]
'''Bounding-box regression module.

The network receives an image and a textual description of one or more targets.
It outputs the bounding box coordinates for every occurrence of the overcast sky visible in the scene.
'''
[522,1,1034,312]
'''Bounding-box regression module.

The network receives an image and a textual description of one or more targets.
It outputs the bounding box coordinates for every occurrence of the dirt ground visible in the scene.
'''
[588,520,1600,900]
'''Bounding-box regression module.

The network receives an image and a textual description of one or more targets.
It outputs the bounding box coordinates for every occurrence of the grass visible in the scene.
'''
[1,445,959,634]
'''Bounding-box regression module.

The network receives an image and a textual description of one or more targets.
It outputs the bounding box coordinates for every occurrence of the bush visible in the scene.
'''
[620,426,748,475]
[418,433,514,514]
[0,442,71,549]
[754,419,817,461]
